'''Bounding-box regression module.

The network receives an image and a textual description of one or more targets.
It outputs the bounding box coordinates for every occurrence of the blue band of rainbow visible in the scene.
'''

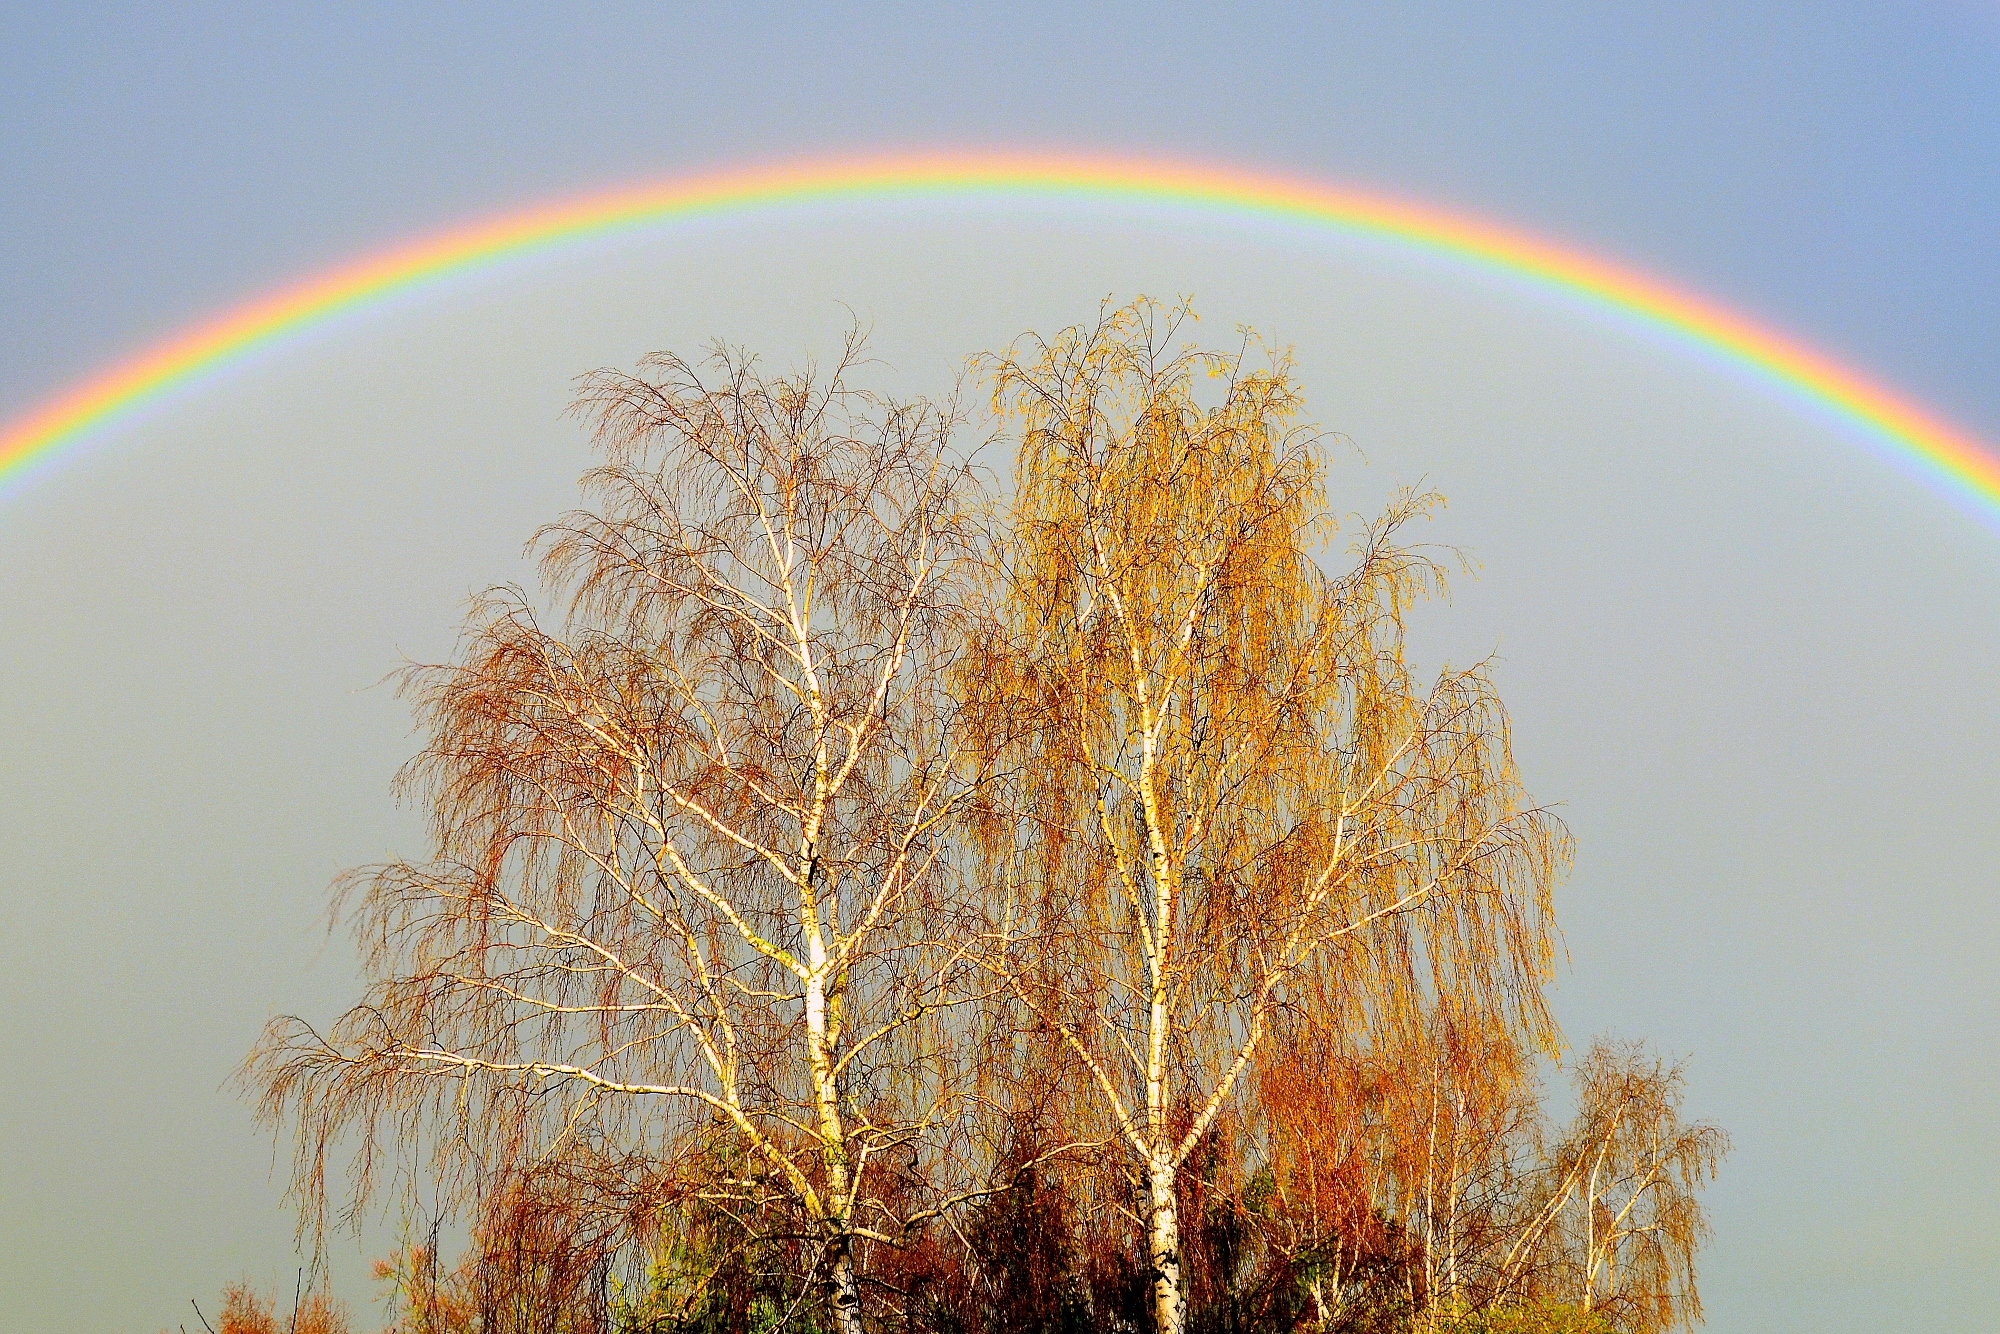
[5,151,1997,528]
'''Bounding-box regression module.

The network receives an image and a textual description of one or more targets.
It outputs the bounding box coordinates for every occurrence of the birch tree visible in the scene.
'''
[966,300,1569,1334]
[1496,1039,1728,1333]
[250,335,990,1334]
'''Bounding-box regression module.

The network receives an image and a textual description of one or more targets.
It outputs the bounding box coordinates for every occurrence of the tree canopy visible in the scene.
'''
[239,301,1723,1334]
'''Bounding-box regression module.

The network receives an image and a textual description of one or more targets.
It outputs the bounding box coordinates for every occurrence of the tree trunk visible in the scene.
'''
[828,1234,865,1334]
[1148,1158,1185,1334]
[805,917,865,1334]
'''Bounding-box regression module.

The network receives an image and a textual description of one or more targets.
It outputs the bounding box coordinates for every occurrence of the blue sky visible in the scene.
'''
[5,3,1997,431]
[2,5,1996,1331]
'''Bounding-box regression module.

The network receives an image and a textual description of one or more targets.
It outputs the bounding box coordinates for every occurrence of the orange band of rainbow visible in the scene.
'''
[5,151,1997,527]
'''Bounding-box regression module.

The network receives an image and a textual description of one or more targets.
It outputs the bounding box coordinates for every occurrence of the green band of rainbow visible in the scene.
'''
[5,150,1998,527]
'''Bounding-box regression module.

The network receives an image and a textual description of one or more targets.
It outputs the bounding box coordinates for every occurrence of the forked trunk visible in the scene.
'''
[1148,1157,1186,1334]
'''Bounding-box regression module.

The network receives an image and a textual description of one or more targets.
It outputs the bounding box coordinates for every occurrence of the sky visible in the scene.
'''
[1,4,1997,1331]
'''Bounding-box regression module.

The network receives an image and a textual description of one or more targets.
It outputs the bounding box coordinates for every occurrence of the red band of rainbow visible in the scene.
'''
[5,151,1998,527]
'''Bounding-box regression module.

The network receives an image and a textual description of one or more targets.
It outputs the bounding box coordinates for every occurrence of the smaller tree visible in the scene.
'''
[1497,1039,1728,1333]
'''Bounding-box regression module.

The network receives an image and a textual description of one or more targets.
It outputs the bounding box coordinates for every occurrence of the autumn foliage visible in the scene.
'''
[204,1282,351,1334]
[228,301,1725,1334]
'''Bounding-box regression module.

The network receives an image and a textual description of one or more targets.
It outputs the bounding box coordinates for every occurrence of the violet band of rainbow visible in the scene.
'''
[4,150,1998,527]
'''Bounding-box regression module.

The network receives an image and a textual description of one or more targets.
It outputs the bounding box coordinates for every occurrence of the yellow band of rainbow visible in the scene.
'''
[5,150,1997,528]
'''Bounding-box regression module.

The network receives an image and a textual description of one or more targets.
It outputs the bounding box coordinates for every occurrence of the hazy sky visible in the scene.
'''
[2,6,1997,1333]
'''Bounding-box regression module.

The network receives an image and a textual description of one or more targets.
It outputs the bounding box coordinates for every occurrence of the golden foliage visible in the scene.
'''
[208,1281,352,1334]
[964,298,1570,1333]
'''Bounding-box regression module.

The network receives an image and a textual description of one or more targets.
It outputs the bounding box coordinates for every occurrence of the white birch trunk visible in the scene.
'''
[1148,1157,1186,1334]
[828,1237,865,1334]
[806,921,864,1334]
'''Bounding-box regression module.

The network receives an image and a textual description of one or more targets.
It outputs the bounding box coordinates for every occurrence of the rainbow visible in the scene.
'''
[5,150,1999,526]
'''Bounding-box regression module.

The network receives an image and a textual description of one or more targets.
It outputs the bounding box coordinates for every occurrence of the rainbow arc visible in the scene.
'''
[4,151,1998,527]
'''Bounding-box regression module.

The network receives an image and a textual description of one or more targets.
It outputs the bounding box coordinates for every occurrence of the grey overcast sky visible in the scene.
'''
[2,5,1996,1332]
